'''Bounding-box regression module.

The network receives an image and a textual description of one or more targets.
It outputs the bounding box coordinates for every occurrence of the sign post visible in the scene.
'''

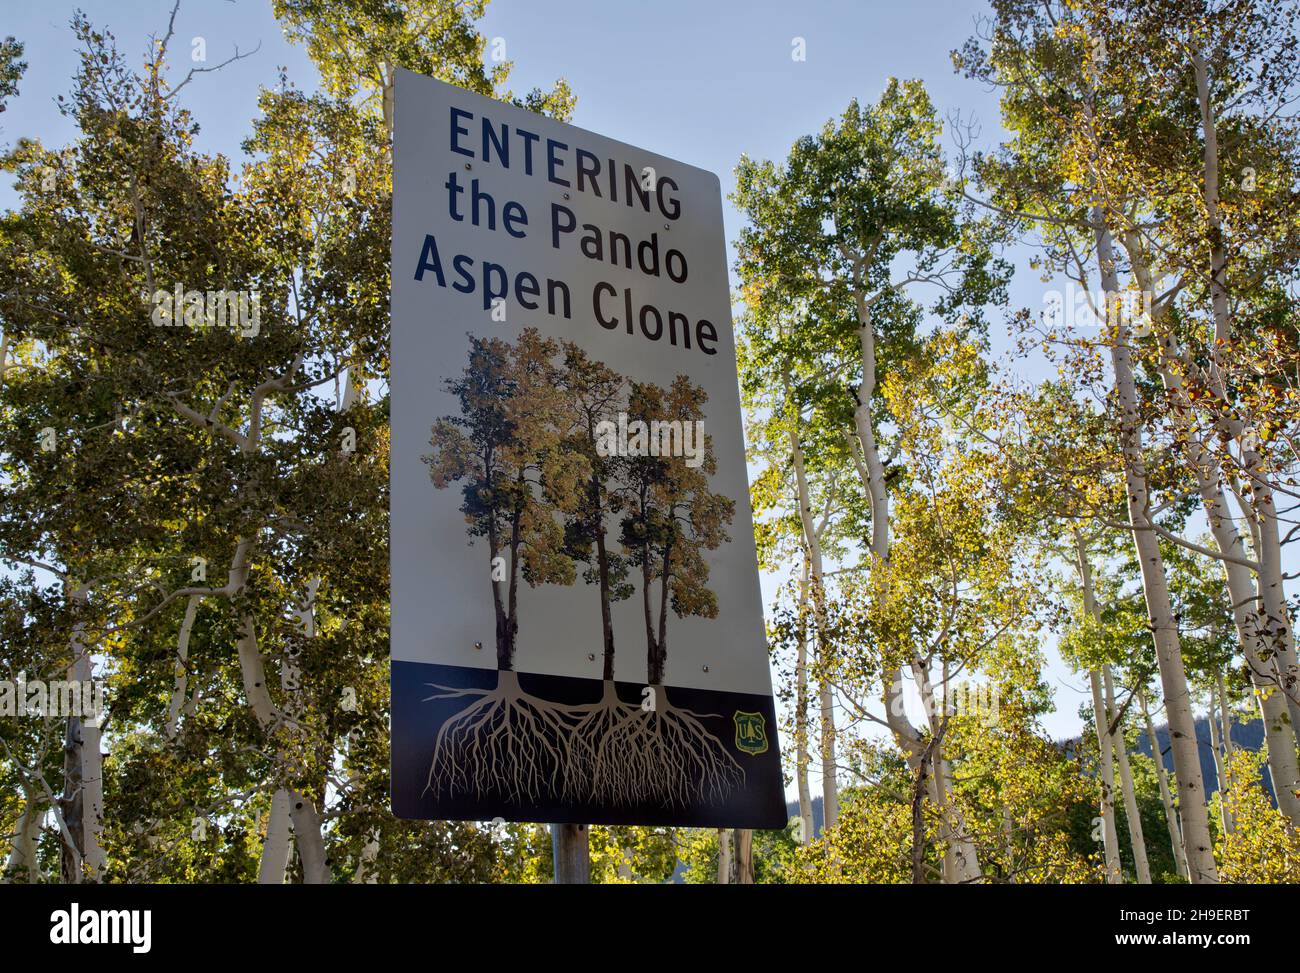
[550,823,590,884]
[390,68,786,833]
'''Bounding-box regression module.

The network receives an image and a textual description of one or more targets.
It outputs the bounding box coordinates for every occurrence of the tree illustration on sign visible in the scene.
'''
[420,328,588,803]
[422,332,743,812]
[586,376,742,808]
[557,342,633,681]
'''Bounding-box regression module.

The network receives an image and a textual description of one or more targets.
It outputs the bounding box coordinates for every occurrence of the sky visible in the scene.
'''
[0,0,1099,743]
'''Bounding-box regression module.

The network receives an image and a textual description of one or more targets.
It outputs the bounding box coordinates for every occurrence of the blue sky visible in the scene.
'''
[0,0,1097,741]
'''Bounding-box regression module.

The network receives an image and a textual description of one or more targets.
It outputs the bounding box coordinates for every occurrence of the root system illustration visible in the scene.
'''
[593,691,745,809]
[423,669,578,804]
[424,674,744,811]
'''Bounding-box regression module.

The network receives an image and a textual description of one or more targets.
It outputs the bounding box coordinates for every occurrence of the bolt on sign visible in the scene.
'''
[390,68,785,828]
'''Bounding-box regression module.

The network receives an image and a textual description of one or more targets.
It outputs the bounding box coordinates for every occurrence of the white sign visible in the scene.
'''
[390,69,783,827]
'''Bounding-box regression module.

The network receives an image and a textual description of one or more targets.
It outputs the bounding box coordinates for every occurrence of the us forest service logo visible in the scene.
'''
[734,711,769,756]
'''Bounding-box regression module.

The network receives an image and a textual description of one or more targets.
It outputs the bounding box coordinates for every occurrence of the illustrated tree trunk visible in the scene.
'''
[505,502,522,669]
[638,495,665,685]
[1104,667,1150,884]
[654,538,673,684]
[1094,215,1217,883]
[592,475,616,680]
[1138,687,1188,880]
[488,516,510,671]
[641,533,673,686]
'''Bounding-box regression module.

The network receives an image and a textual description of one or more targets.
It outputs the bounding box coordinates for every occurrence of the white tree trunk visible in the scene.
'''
[236,612,328,881]
[165,594,202,741]
[65,585,104,882]
[910,659,980,883]
[1216,673,1236,835]
[1075,532,1122,882]
[3,784,42,883]
[1088,670,1123,883]
[1104,668,1150,883]
[382,60,395,140]
[258,789,292,884]
[1124,237,1300,826]
[353,834,380,884]
[785,377,838,829]
[289,793,330,884]
[794,559,814,845]
[1205,689,1231,838]
[1254,514,1300,732]
[1195,473,1299,821]
[1138,688,1188,879]
[1000,804,1016,883]
[1193,50,1300,736]
[236,615,277,727]
[282,585,330,884]
[816,678,837,831]
[1094,217,1218,883]
[850,293,981,881]
[716,828,730,884]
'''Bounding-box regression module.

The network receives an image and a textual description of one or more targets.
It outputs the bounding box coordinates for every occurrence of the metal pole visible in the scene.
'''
[551,822,591,883]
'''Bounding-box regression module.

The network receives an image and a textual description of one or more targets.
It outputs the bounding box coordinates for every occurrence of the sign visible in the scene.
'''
[390,68,785,828]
